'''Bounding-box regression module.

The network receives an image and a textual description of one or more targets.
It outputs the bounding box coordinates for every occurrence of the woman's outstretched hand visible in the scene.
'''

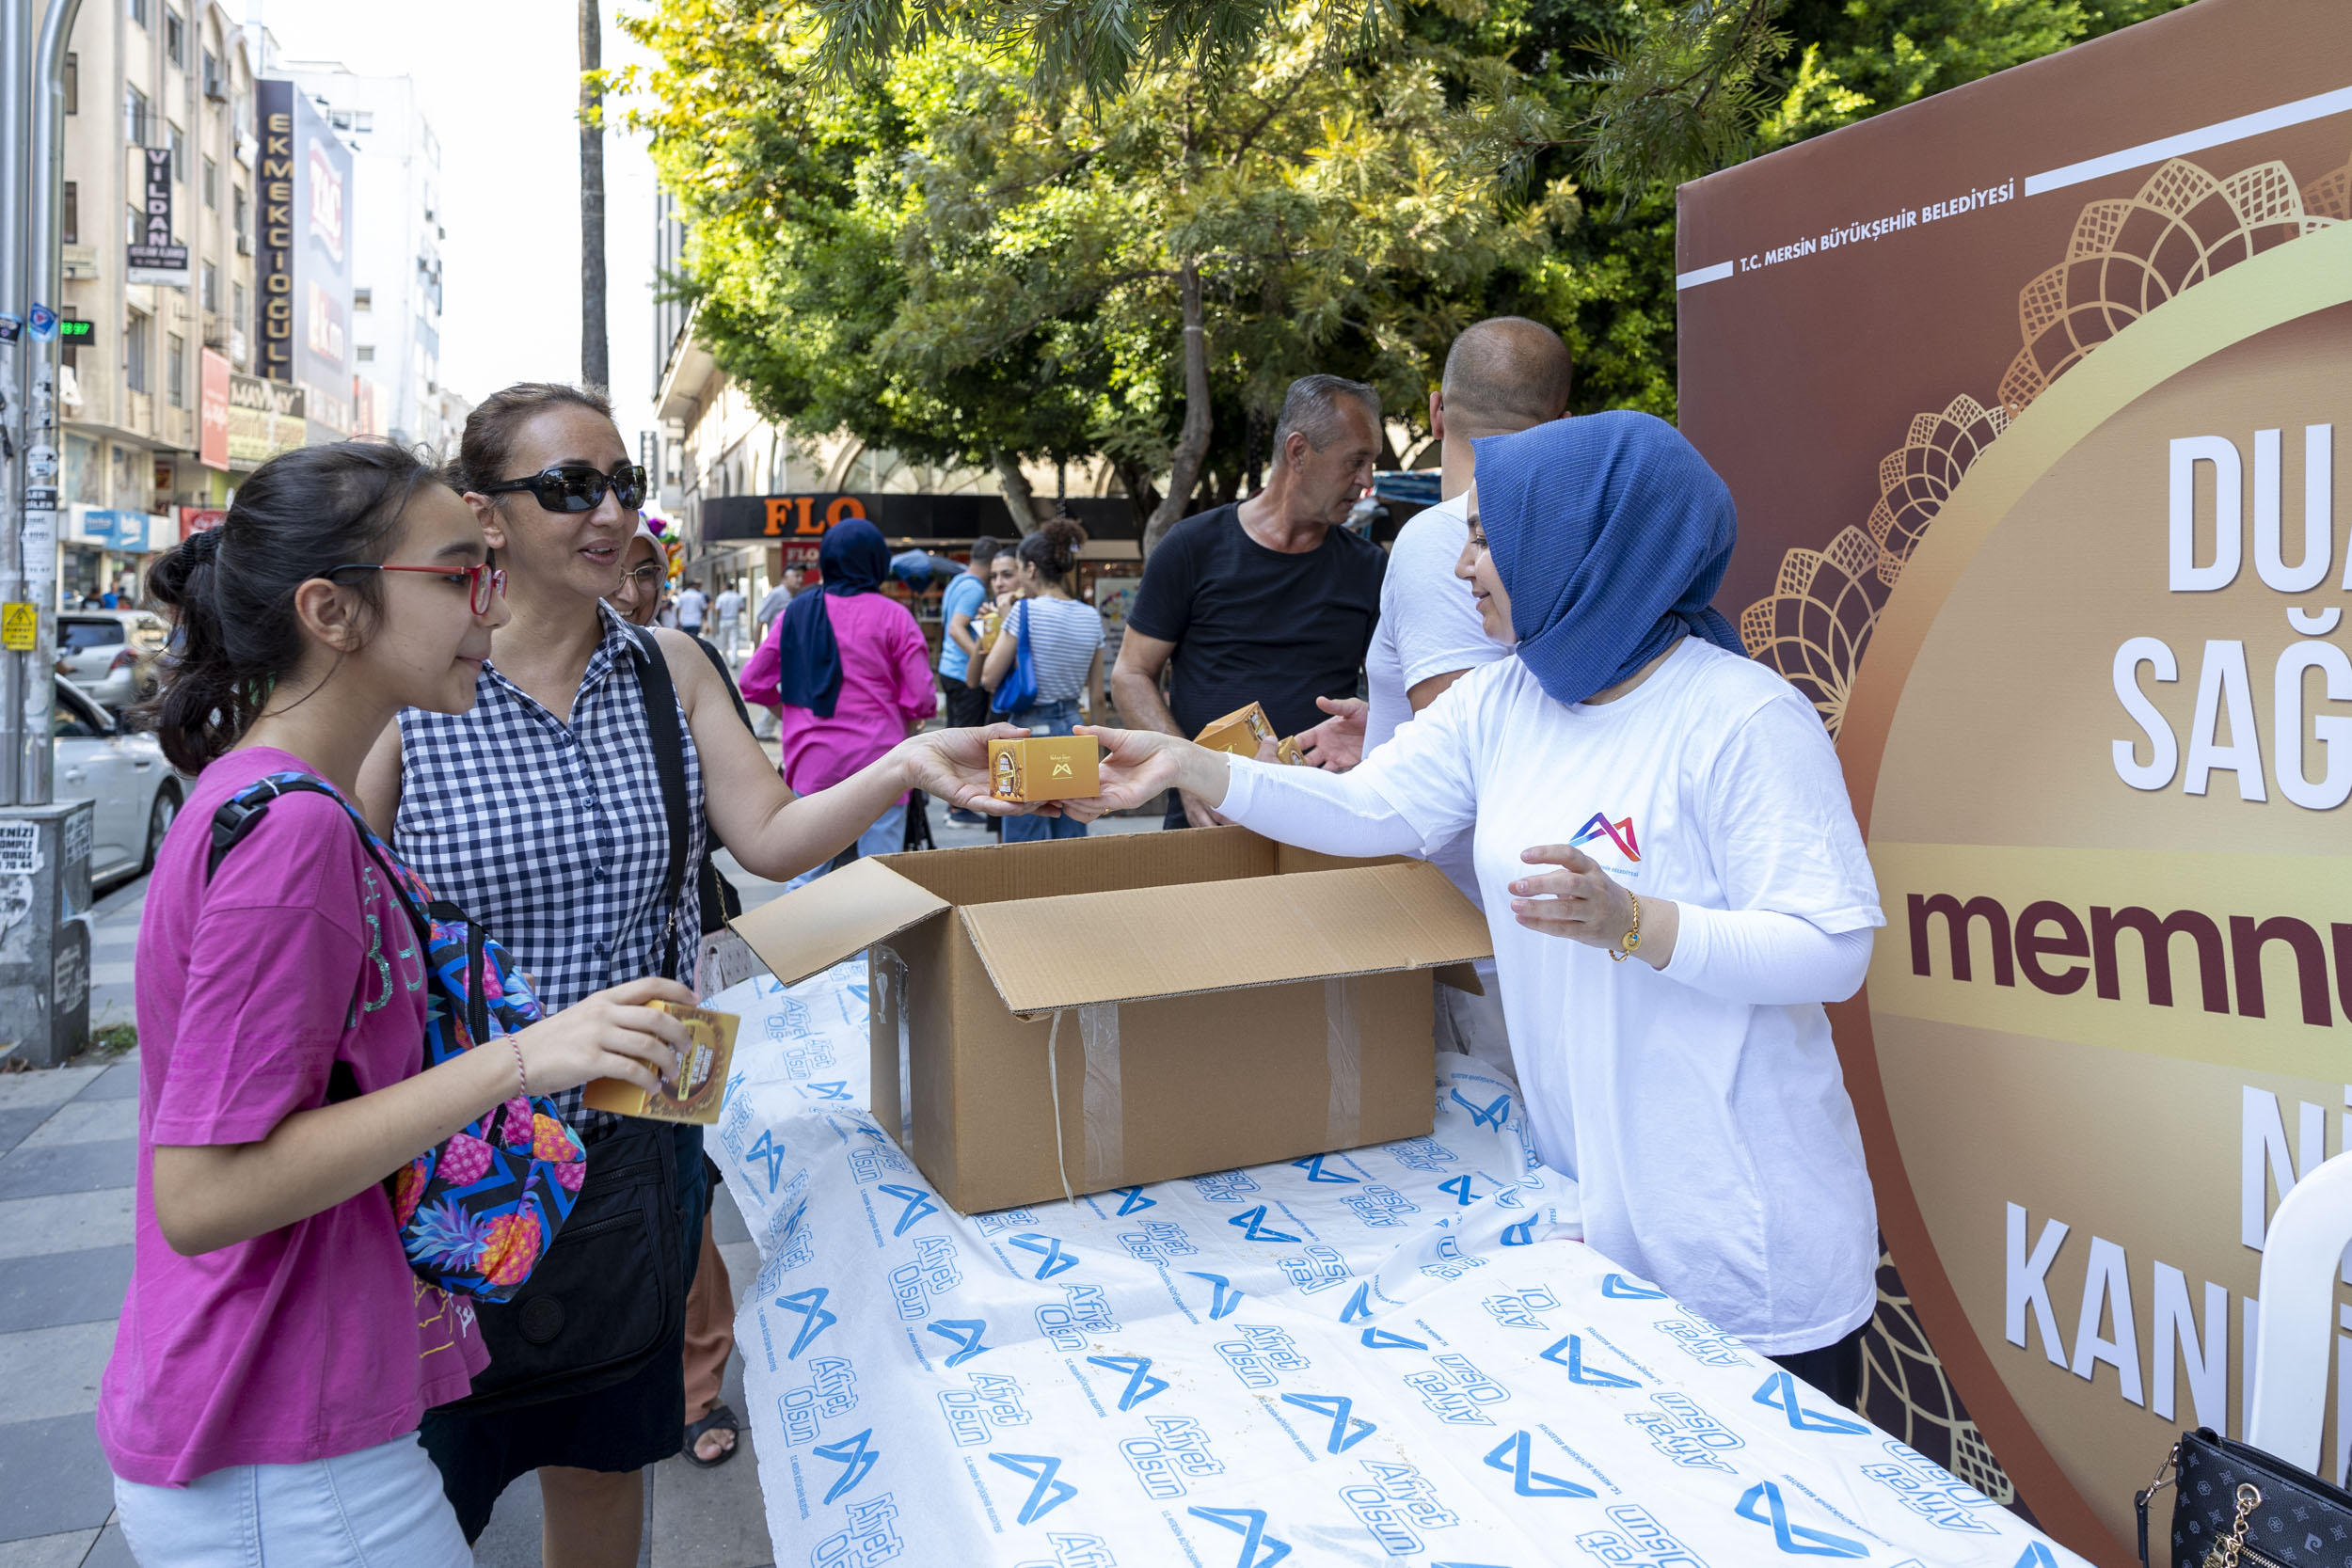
[898,724,1031,816]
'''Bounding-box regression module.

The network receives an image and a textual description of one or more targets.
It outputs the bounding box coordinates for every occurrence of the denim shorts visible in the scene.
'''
[113,1432,470,1567]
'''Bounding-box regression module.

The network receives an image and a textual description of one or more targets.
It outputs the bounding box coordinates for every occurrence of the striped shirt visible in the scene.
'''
[394,602,707,1131]
[1014,595,1105,705]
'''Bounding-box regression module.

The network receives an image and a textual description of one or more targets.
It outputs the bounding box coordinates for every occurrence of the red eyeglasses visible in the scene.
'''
[326,562,507,615]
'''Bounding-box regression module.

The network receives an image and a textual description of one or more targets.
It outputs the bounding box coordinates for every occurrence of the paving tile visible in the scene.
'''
[712,1181,750,1245]
[0,1319,118,1421]
[0,1412,117,1542]
[86,964,134,990]
[19,1101,136,1150]
[0,1190,135,1261]
[0,1247,135,1334]
[0,1110,51,1160]
[0,1143,136,1202]
[0,1529,100,1566]
[652,1348,771,1568]
[74,1067,139,1104]
[78,1524,134,1568]
[0,1069,104,1113]
[718,1243,758,1311]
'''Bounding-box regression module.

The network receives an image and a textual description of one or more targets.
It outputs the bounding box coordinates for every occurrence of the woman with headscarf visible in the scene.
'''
[740,518,938,877]
[1078,411,1884,1402]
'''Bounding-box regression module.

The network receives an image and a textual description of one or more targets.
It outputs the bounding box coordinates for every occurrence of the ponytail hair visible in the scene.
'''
[1015,517,1087,581]
[138,441,441,774]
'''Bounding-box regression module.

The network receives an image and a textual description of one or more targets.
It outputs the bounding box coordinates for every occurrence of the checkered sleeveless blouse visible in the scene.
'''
[394,603,707,1132]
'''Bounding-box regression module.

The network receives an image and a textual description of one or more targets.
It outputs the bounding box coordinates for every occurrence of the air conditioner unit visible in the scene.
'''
[235,232,251,256]
[203,70,226,102]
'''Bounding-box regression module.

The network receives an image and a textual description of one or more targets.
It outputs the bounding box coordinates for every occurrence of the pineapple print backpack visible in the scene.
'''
[207,769,587,1302]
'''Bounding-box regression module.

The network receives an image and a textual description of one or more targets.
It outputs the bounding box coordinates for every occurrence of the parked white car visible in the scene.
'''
[56,610,167,710]
[54,676,183,887]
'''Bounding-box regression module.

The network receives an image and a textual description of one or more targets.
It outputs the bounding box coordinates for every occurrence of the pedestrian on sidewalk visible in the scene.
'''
[739,517,939,882]
[358,384,1010,1565]
[712,579,744,659]
[979,520,1105,843]
[102,442,691,1566]
[674,579,707,639]
[936,536,1000,825]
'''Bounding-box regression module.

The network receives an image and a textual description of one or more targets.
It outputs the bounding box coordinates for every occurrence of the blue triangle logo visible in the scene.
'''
[1088,1354,1170,1412]
[1359,1326,1427,1351]
[989,1452,1078,1526]
[1541,1334,1640,1388]
[1280,1393,1375,1453]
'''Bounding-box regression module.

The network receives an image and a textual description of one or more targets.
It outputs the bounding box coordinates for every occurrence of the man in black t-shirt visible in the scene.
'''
[1112,373,1388,827]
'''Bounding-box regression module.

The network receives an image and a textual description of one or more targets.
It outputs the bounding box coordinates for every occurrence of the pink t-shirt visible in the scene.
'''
[98,746,488,1487]
[741,591,936,797]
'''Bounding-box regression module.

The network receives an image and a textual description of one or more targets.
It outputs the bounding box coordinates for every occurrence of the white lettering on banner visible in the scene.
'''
[1999,1087,2352,1481]
[2115,426,2350,803]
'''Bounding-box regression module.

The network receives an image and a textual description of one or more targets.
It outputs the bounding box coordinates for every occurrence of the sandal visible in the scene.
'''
[684,1402,741,1468]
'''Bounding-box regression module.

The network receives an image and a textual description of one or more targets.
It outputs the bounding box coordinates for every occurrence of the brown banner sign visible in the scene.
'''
[1677,3,2352,1561]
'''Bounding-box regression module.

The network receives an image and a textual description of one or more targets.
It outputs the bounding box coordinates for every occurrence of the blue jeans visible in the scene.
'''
[1003,699,1090,843]
[784,801,910,889]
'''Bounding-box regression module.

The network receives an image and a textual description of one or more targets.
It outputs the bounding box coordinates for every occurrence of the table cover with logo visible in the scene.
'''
[706,964,2087,1568]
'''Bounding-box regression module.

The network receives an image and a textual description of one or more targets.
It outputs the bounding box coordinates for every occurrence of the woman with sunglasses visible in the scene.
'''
[358,383,1015,1567]
[102,444,689,1565]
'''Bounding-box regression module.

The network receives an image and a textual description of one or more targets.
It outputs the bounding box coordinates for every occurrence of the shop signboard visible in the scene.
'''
[177,508,227,541]
[127,148,190,288]
[225,372,307,468]
[1676,2,2352,1560]
[703,492,1136,544]
[67,508,170,555]
[253,81,352,387]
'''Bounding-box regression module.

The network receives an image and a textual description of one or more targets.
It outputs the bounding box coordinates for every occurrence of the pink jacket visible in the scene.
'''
[741,592,936,797]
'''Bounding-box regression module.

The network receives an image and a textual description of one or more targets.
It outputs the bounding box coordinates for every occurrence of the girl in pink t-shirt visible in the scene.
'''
[100,443,695,1566]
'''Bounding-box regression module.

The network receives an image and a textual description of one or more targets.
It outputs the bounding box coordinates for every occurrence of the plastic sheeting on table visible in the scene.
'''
[706,962,2085,1568]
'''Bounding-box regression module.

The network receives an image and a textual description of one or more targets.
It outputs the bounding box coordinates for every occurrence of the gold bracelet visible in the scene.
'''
[1610,892,1644,962]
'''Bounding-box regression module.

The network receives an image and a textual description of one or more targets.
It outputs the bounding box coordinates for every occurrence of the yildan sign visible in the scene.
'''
[1677,3,2351,1561]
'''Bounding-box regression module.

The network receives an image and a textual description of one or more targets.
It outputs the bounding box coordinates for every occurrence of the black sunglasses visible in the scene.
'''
[482,462,647,515]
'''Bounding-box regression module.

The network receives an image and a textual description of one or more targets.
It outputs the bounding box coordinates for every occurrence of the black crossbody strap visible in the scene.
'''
[630,626,694,980]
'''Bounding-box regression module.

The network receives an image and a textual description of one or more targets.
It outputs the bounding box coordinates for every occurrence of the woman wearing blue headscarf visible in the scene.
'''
[1082,412,1885,1400]
[742,518,940,877]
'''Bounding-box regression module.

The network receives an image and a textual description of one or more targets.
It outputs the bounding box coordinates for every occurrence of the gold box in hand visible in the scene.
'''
[989,735,1102,802]
[582,1001,739,1125]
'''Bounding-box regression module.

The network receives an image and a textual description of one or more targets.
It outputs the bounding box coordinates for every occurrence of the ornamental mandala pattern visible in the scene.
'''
[1742,145,2351,734]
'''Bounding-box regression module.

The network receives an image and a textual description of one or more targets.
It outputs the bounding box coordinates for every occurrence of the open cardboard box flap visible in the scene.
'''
[730,855,949,987]
[959,859,1493,1013]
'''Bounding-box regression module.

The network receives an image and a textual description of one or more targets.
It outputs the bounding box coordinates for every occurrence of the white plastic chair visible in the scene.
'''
[2247,1147,2352,1472]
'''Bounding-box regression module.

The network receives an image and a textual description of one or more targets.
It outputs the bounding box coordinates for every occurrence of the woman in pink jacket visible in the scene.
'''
[740,518,935,879]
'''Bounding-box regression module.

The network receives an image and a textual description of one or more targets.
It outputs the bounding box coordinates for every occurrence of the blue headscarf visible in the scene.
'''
[771,517,891,718]
[1471,410,1744,706]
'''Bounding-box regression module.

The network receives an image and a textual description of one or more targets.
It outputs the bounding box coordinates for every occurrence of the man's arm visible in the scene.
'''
[1108,629,1183,736]
[947,610,980,657]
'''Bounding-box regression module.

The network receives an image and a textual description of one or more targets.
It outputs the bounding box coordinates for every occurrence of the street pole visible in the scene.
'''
[0,0,95,1065]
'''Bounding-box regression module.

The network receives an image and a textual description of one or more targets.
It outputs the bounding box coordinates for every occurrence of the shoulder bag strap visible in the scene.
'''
[629,626,693,980]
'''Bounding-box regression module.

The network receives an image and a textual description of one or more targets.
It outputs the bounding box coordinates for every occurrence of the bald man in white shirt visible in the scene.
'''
[1296,317,1574,1071]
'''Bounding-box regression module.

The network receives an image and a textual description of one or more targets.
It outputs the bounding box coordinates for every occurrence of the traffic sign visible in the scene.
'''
[2,604,37,652]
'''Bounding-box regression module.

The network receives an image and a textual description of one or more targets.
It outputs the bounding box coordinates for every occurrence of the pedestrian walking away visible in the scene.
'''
[101,442,689,1567]
[1110,373,1387,828]
[1082,411,1884,1395]
[977,520,1105,842]
[356,383,1015,1565]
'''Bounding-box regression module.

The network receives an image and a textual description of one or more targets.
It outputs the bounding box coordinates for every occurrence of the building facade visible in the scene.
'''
[278,63,446,451]
[56,0,259,602]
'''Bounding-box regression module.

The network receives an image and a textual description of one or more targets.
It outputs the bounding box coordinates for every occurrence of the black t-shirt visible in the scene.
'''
[1125,504,1387,737]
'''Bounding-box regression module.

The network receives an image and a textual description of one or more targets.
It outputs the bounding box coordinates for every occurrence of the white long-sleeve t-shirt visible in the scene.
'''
[1219,637,1885,1354]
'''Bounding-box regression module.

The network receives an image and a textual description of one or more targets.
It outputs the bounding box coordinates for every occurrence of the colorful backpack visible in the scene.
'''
[207,770,587,1301]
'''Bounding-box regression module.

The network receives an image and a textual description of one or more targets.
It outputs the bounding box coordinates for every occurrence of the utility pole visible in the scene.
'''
[1,0,96,1065]
[579,0,609,391]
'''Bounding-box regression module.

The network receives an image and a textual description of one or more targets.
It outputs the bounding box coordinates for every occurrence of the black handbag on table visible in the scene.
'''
[433,629,702,1414]
[2138,1427,2352,1568]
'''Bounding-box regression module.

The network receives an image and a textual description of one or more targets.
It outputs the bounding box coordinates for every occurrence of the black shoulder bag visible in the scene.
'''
[432,629,700,1415]
[2138,1428,2352,1568]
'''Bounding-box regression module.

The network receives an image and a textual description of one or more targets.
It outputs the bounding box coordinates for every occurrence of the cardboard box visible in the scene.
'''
[990,735,1102,803]
[1194,702,1278,757]
[582,1001,739,1125]
[731,828,1493,1213]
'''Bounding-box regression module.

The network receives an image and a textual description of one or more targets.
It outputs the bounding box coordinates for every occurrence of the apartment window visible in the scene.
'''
[202,155,216,208]
[232,184,247,231]
[129,0,148,28]
[353,288,372,311]
[202,49,221,101]
[352,110,373,133]
[63,53,75,114]
[167,334,186,408]
[356,345,374,362]
[169,124,186,183]
[125,313,151,395]
[165,8,184,67]
[202,261,218,312]
[125,203,140,245]
[232,281,247,341]
[61,182,77,245]
[123,83,146,146]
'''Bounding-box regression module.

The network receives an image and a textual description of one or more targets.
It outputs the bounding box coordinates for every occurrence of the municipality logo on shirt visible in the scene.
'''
[1569,812,1641,863]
